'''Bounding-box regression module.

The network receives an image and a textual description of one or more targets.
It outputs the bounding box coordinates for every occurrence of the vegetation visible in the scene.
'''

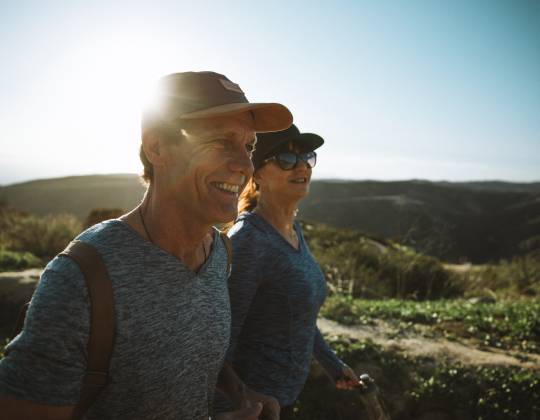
[2,175,539,262]
[300,180,540,263]
[0,204,123,270]
[0,174,145,219]
[1,199,539,418]
[0,248,42,271]
[295,335,540,420]
[0,339,7,358]
[84,208,125,229]
[302,221,462,300]
[321,296,540,353]
[465,254,540,298]
[0,206,82,261]
[302,221,540,301]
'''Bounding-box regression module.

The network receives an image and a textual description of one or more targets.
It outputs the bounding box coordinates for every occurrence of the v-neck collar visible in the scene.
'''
[238,212,303,253]
[115,219,219,277]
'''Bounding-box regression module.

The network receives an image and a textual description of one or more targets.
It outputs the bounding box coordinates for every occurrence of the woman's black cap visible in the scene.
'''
[252,124,324,170]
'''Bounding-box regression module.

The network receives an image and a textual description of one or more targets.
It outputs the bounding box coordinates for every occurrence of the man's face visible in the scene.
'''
[159,112,256,225]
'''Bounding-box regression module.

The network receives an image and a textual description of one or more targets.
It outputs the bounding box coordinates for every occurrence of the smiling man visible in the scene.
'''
[0,71,292,419]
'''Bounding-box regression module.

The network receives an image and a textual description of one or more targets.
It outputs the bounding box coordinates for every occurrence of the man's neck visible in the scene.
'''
[125,187,212,271]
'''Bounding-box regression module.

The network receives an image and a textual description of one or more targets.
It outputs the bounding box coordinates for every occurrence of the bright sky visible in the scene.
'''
[1,0,539,185]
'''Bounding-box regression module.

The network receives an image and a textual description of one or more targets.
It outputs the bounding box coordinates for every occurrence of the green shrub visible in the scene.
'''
[302,221,462,300]
[4,213,82,260]
[0,248,42,271]
[84,208,124,229]
[454,254,540,299]
[0,339,7,359]
[321,297,540,353]
[295,335,540,419]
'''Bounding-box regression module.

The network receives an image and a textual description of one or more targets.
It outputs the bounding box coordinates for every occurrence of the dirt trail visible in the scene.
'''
[318,317,540,370]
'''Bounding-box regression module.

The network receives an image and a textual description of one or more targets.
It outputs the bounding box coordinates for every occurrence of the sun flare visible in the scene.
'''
[49,36,178,175]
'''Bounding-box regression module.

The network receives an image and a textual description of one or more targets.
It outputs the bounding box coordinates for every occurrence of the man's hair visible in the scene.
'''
[139,124,184,184]
[139,143,153,184]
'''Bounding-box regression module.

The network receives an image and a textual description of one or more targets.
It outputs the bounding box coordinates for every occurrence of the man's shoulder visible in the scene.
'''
[40,220,134,285]
[76,219,130,246]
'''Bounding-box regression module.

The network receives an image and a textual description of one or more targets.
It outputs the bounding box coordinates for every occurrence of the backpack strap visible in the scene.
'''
[219,231,232,275]
[58,240,116,420]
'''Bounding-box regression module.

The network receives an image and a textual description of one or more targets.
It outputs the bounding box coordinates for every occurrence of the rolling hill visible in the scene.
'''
[1,175,539,263]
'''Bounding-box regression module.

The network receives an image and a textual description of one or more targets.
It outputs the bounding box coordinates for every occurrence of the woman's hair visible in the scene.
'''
[238,177,259,213]
[220,177,259,232]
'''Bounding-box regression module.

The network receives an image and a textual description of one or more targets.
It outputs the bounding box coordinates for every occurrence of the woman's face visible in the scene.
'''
[254,142,313,202]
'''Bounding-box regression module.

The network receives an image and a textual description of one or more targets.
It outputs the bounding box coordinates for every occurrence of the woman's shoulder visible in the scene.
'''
[228,212,270,243]
[229,212,260,234]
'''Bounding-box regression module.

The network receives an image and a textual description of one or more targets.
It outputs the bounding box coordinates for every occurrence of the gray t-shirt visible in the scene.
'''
[0,220,231,419]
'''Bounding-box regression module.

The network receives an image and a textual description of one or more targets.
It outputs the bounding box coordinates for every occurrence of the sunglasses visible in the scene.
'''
[263,151,317,171]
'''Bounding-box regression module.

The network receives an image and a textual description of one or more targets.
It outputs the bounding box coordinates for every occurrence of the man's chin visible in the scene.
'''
[211,205,238,225]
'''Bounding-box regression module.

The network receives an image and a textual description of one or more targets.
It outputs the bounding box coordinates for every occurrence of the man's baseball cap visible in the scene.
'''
[252,124,324,170]
[142,71,293,133]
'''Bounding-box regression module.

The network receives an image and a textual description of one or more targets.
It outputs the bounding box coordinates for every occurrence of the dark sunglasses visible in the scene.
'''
[263,151,317,171]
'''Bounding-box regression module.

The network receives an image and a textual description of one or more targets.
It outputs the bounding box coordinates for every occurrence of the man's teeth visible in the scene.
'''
[214,182,240,193]
[291,178,307,183]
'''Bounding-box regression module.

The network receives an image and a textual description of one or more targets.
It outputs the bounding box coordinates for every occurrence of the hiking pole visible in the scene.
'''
[357,373,392,420]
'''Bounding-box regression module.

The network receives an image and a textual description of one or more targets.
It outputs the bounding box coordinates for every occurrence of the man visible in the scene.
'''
[0,71,293,419]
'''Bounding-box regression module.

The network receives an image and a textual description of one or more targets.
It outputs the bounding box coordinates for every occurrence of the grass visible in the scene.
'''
[295,335,540,420]
[321,296,540,353]
[0,248,42,271]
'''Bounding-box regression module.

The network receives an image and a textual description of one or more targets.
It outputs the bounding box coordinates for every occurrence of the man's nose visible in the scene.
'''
[228,148,254,177]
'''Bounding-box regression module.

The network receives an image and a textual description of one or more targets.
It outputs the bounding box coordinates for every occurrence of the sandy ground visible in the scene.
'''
[318,317,540,370]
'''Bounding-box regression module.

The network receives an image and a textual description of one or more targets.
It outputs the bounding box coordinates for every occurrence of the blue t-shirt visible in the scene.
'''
[223,212,344,407]
[0,220,231,419]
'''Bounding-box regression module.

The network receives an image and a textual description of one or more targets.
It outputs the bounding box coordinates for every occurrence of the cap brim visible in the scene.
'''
[293,133,324,151]
[178,103,293,133]
[265,133,324,156]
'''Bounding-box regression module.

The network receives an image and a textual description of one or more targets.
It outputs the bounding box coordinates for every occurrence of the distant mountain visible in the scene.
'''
[1,175,539,263]
[300,180,540,263]
[0,174,146,219]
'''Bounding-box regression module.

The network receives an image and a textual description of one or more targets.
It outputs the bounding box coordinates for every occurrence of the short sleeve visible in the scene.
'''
[0,256,90,405]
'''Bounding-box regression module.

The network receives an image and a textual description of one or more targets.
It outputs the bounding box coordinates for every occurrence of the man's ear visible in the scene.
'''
[142,129,165,168]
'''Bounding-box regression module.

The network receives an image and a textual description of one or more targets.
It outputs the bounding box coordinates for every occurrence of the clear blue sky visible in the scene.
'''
[1,0,539,185]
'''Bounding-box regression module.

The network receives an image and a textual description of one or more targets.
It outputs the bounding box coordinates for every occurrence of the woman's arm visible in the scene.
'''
[313,327,360,389]
[226,230,264,359]
[217,229,280,418]
[313,327,346,379]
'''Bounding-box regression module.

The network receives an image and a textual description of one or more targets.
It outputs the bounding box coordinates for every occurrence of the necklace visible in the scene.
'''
[138,205,154,244]
[138,205,207,261]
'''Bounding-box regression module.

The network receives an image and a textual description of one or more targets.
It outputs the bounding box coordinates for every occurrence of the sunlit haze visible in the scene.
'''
[1,0,539,185]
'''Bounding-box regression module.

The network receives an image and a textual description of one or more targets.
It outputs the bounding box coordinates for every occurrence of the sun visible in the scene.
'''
[49,35,179,175]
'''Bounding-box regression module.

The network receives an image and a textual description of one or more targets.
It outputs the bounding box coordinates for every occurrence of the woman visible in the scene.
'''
[223,124,360,418]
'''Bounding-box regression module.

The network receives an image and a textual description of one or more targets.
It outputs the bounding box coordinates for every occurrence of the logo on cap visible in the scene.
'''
[219,79,244,94]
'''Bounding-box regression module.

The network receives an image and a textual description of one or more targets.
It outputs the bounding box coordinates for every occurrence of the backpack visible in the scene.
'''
[10,232,232,419]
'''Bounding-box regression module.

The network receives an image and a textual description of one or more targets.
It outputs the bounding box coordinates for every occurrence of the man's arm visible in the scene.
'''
[0,259,90,417]
[0,395,75,420]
